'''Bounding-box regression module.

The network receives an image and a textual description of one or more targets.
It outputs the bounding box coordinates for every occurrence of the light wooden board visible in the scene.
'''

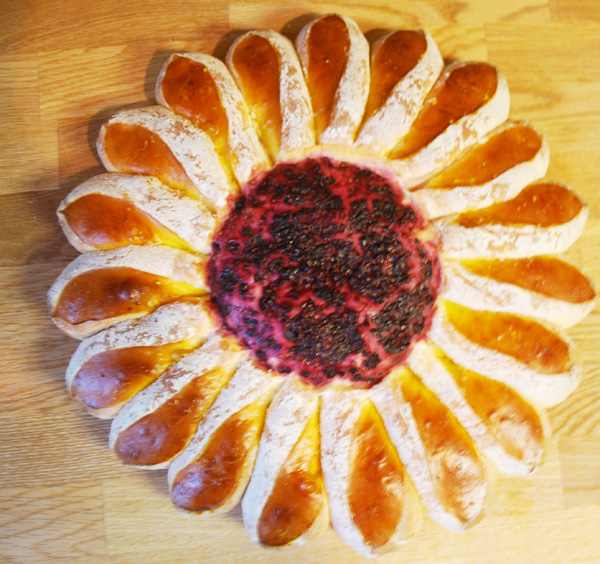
[0,1,599,562]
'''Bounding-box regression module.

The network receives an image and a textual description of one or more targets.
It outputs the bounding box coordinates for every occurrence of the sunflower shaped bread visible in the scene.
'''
[49,13,596,558]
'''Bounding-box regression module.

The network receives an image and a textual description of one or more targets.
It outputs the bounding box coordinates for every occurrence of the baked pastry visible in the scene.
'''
[49,13,595,557]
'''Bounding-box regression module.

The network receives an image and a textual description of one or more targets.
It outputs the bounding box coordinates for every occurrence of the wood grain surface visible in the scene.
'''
[1,1,599,563]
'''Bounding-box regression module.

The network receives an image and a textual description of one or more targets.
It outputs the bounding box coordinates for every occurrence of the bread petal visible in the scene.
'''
[48,245,207,339]
[296,14,369,146]
[414,121,549,219]
[227,30,314,161]
[156,53,269,185]
[242,380,327,547]
[66,298,215,418]
[390,62,510,186]
[97,105,232,212]
[430,303,581,407]
[409,342,546,476]
[356,30,443,154]
[168,359,282,514]
[58,172,215,253]
[109,333,242,469]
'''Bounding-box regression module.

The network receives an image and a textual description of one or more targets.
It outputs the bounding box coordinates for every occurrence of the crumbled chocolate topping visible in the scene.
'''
[208,157,440,387]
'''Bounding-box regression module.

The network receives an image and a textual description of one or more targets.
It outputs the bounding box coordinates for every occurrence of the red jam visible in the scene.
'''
[208,157,440,387]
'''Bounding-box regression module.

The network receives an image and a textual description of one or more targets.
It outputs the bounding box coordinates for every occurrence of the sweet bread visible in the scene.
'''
[49,13,595,557]
[57,173,215,253]
[227,30,315,160]
[355,29,443,154]
[295,14,369,146]
[48,245,207,339]
[155,52,269,186]
[97,105,234,212]
[413,121,550,218]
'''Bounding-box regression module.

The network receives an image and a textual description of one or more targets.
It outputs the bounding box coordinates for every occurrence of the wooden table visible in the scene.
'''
[1,1,599,562]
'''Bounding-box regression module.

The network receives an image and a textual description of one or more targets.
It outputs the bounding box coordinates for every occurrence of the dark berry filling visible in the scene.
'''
[208,157,440,387]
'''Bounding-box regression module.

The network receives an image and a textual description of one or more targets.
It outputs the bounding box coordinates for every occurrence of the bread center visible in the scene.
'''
[208,156,440,387]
